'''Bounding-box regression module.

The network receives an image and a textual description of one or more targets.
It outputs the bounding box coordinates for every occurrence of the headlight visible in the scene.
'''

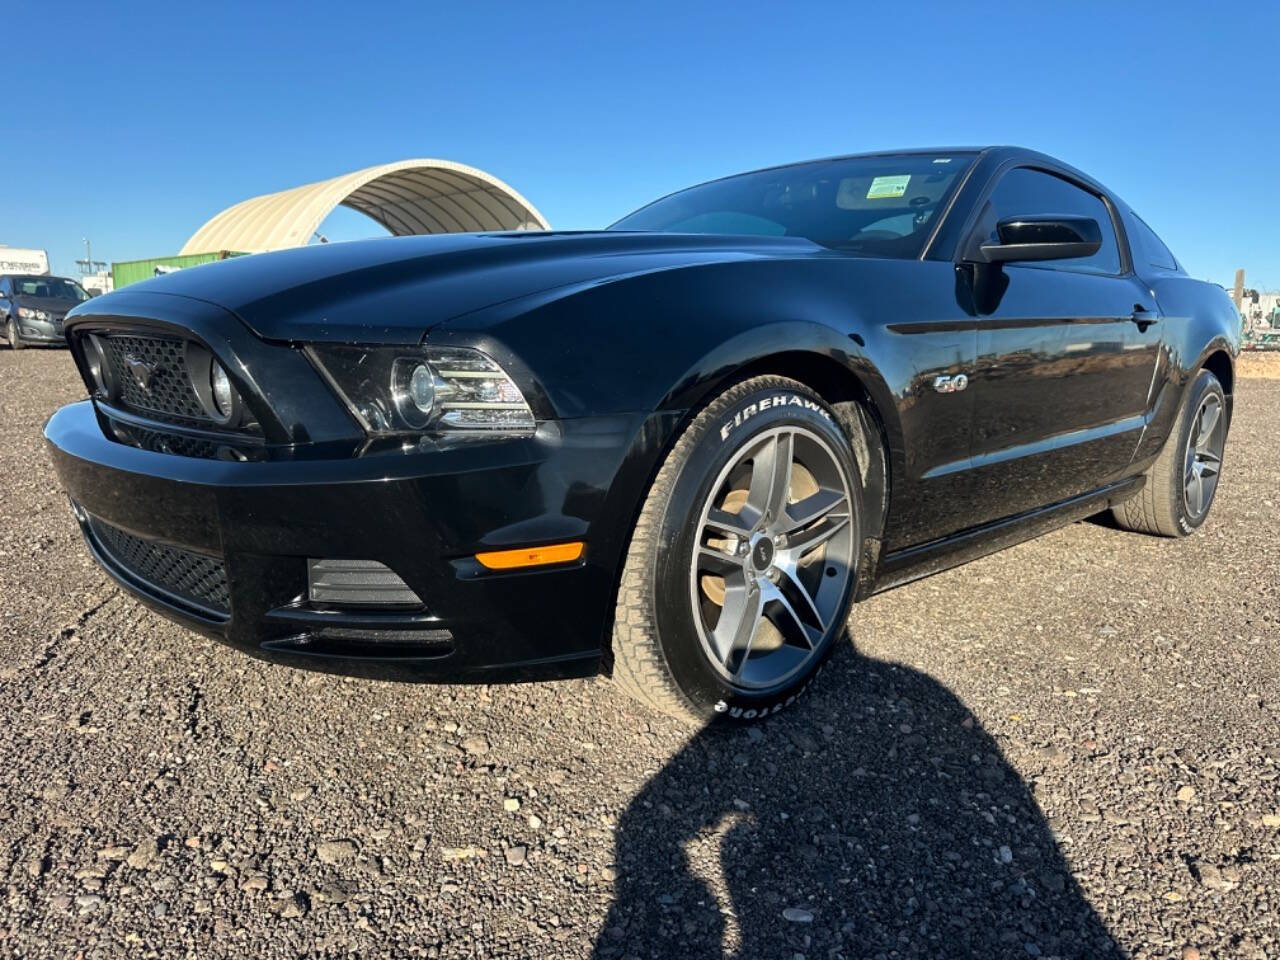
[18,307,48,321]
[392,359,435,429]
[306,344,535,435]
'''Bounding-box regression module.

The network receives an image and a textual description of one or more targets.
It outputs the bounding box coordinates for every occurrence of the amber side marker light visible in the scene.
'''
[475,541,585,570]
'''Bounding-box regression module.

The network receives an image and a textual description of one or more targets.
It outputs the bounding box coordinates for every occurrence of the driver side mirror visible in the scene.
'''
[978,215,1102,263]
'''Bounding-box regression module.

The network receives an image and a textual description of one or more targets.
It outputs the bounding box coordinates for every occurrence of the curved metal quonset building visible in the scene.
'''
[180,159,549,255]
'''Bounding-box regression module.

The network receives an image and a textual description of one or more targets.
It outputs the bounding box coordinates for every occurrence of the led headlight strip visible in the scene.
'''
[427,347,535,430]
[306,344,535,435]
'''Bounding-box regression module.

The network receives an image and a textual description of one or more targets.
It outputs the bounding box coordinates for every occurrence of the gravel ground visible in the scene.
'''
[0,348,1276,960]
[1238,352,1280,379]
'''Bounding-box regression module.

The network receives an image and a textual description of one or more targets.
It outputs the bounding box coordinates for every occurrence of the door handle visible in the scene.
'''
[1130,305,1159,331]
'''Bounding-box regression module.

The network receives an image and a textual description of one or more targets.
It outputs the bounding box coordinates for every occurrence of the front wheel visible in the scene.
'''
[1112,368,1226,537]
[6,318,23,350]
[611,376,862,723]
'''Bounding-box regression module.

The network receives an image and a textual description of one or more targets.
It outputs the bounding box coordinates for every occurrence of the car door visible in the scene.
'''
[960,167,1162,526]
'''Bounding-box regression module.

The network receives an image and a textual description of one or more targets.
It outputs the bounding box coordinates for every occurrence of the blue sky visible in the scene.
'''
[6,0,1278,289]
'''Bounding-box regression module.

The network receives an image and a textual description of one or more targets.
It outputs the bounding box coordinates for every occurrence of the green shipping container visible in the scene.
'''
[111,251,247,289]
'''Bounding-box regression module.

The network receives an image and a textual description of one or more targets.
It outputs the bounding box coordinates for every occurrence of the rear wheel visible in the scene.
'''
[1112,368,1226,537]
[6,318,23,350]
[611,376,862,723]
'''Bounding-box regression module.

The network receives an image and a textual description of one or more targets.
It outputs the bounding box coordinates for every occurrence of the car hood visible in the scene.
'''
[84,231,820,344]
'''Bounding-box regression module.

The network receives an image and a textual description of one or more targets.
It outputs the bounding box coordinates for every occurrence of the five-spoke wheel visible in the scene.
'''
[691,426,854,689]
[1183,392,1224,520]
[612,376,862,723]
[1112,367,1228,537]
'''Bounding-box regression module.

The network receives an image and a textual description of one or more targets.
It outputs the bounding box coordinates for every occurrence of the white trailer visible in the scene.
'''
[0,246,50,275]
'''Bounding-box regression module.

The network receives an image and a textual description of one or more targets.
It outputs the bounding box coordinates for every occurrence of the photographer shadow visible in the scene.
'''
[595,645,1123,959]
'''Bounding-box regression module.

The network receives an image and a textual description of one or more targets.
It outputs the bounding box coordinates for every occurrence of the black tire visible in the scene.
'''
[6,318,23,351]
[611,376,863,724]
[1112,369,1226,537]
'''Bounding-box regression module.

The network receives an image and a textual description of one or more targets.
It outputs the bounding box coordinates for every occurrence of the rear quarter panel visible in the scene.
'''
[1131,274,1239,466]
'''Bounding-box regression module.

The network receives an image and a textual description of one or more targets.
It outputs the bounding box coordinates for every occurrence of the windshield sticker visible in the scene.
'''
[933,157,953,164]
[866,175,911,199]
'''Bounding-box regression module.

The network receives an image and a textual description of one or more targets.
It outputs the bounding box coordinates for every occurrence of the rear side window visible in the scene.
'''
[1128,214,1179,271]
[984,167,1121,275]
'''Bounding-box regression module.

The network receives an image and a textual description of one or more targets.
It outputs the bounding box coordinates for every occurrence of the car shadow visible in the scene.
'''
[594,643,1124,959]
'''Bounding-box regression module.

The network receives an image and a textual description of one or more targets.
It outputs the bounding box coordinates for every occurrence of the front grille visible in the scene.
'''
[87,516,230,616]
[98,334,209,423]
[80,327,262,448]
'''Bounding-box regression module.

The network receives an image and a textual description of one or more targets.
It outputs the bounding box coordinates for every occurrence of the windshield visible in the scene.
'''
[12,276,90,301]
[611,152,975,259]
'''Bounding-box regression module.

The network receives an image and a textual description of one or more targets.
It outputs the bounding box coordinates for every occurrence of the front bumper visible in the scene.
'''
[46,400,648,682]
[13,316,65,344]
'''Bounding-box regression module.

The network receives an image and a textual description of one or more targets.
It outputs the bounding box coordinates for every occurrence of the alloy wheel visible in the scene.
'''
[1184,393,1224,519]
[689,425,855,690]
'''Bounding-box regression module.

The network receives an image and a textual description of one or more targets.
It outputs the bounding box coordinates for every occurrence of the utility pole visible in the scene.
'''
[1232,268,1245,310]
[74,237,107,276]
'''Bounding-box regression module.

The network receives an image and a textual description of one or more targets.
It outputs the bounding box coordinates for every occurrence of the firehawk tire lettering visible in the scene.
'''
[719,394,831,441]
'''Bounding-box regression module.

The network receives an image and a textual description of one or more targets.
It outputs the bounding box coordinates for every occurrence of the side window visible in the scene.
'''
[984,167,1121,275]
[1128,214,1178,271]
[0,278,9,297]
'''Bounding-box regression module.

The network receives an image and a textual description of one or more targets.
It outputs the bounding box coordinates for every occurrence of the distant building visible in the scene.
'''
[1238,290,1278,326]
[181,159,548,255]
[80,272,114,297]
[111,159,549,291]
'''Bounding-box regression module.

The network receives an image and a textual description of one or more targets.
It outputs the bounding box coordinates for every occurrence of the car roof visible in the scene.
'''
[828,146,1126,210]
[704,147,986,181]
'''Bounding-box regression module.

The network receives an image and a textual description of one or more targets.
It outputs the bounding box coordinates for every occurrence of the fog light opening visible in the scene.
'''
[307,558,423,606]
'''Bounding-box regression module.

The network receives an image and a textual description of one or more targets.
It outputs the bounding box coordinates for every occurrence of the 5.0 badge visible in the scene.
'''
[933,373,969,394]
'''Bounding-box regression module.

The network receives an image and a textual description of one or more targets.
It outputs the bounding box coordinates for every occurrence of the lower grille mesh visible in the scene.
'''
[114,423,222,460]
[87,516,230,615]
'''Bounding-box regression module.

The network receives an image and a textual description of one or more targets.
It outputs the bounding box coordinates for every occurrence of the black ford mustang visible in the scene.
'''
[47,147,1238,723]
